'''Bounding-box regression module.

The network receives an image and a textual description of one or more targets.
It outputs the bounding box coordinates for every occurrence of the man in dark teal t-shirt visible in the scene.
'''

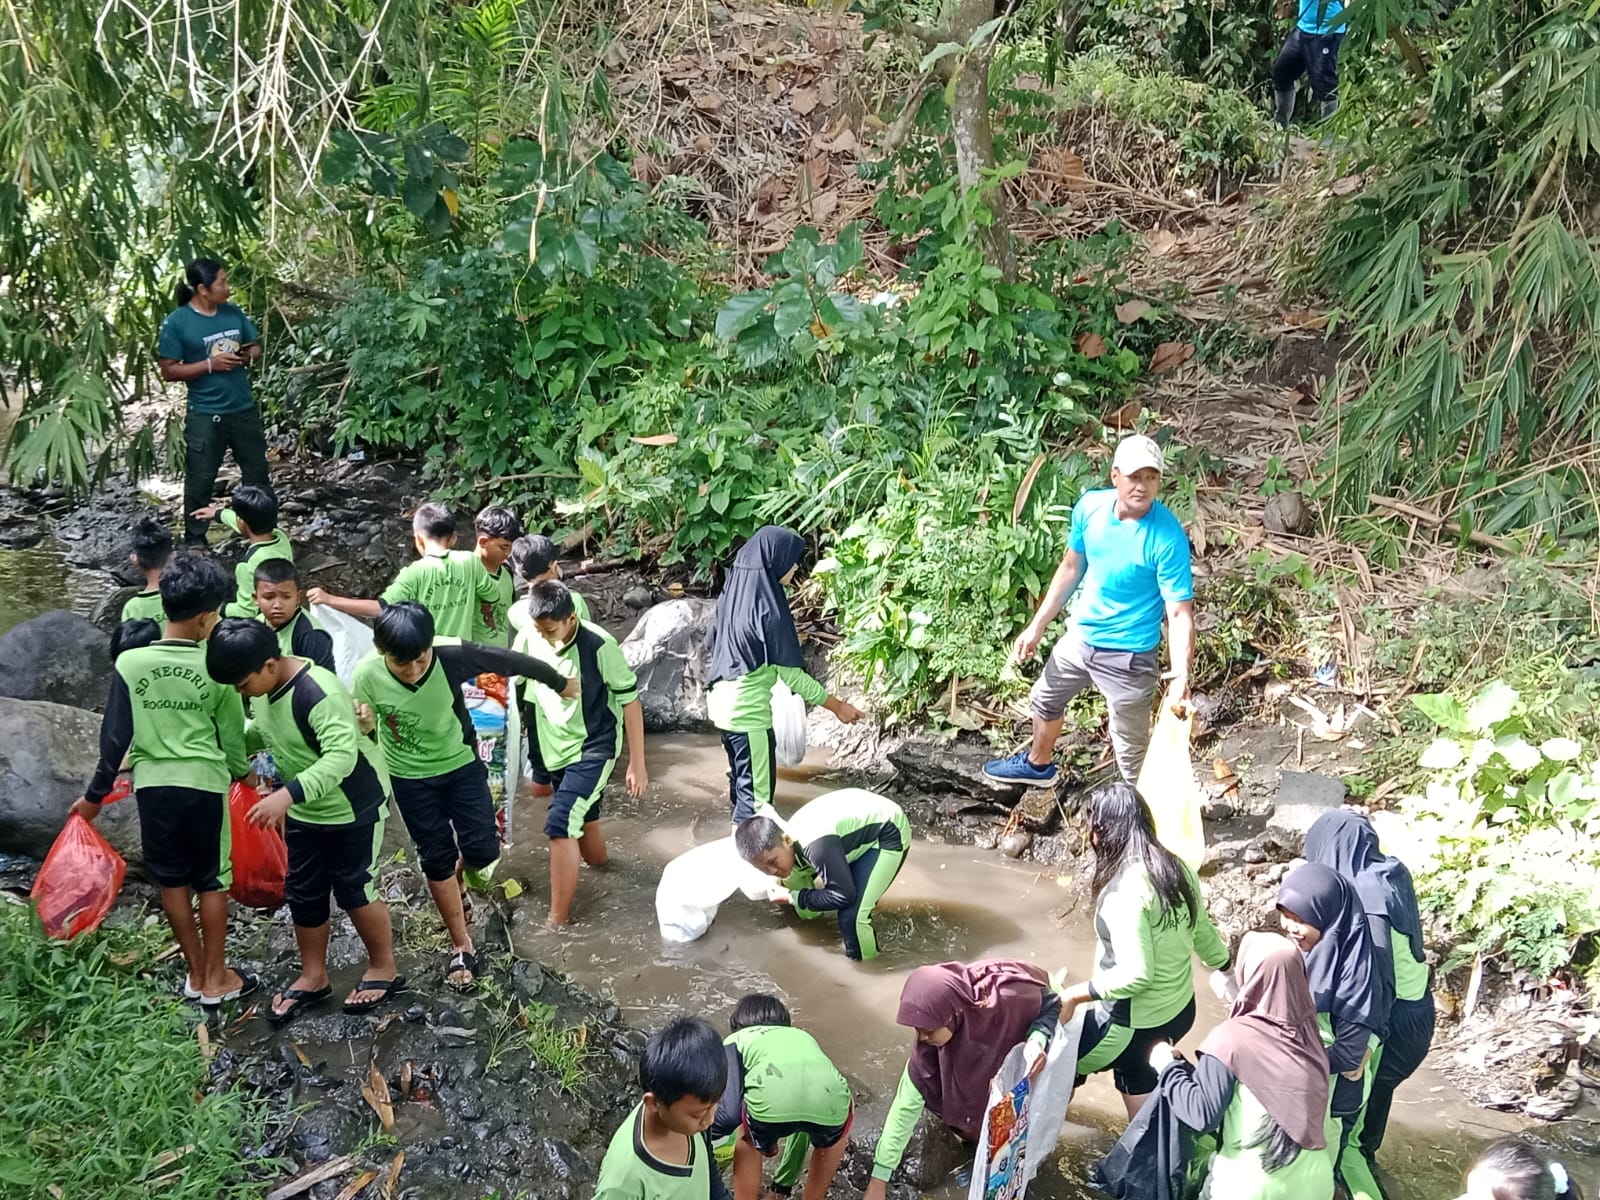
[158,258,270,545]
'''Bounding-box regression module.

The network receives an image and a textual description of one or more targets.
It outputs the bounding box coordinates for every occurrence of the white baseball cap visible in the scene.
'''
[1112,434,1164,475]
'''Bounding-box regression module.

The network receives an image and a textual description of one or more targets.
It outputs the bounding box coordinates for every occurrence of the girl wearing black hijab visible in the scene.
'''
[1277,863,1394,1200]
[704,526,862,823]
[1305,810,1435,1159]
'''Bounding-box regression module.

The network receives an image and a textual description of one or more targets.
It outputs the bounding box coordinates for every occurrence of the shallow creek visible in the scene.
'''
[497,734,1589,1200]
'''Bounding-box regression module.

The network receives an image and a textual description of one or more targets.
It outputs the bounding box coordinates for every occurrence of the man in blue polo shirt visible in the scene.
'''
[985,435,1195,786]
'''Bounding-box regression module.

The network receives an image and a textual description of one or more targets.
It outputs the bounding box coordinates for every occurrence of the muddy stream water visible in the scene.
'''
[493,736,1579,1200]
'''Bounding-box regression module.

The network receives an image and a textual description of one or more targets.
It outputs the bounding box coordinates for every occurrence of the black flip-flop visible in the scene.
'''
[445,950,478,991]
[199,969,262,1008]
[266,985,333,1026]
[343,975,407,1014]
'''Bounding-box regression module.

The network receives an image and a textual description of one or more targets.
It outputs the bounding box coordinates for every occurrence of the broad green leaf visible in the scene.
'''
[1467,681,1518,731]
[1419,738,1466,770]
[1539,737,1583,762]
[919,41,963,73]
[715,292,770,341]
[1411,692,1470,732]
[1493,735,1541,773]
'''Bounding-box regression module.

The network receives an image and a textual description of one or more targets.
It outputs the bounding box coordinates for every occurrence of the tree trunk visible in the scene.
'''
[945,0,1016,279]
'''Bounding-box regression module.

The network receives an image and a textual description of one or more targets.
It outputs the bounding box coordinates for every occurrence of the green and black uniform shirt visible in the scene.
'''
[156,302,260,415]
[523,620,638,771]
[1087,860,1231,1028]
[219,508,293,620]
[120,589,165,624]
[707,664,826,733]
[265,608,334,674]
[244,661,389,827]
[352,639,566,781]
[84,639,250,802]
[380,550,499,642]
[510,590,592,702]
[594,1103,731,1200]
[779,790,911,913]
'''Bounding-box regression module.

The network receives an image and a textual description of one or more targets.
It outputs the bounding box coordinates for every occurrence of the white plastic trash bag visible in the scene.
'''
[968,1008,1084,1200]
[310,604,375,687]
[772,681,807,767]
[656,836,775,943]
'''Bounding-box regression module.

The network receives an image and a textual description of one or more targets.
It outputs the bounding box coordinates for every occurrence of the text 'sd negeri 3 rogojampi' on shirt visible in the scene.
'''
[380,550,499,642]
[156,303,260,414]
[245,661,390,827]
[352,639,566,780]
[85,638,250,801]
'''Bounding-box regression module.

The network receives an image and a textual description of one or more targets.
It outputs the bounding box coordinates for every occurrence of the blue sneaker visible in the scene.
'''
[982,750,1059,785]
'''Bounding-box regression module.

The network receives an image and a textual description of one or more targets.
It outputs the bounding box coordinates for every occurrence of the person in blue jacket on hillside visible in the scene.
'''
[1272,0,1348,126]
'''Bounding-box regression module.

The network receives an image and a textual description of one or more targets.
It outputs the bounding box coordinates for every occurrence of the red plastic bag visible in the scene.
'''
[104,774,133,804]
[228,782,287,910]
[30,813,127,939]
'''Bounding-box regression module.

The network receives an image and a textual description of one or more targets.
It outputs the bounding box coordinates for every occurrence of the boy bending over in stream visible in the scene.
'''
[709,1003,854,1200]
[207,618,402,1022]
[522,580,647,927]
[352,601,575,988]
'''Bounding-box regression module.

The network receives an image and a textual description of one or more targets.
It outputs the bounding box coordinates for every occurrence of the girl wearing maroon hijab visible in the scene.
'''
[863,959,1061,1199]
[1150,932,1338,1199]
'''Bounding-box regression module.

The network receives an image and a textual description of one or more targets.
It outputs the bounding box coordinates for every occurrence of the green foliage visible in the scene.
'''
[1399,675,1600,980]
[0,904,270,1198]
[480,974,591,1094]
[1315,0,1600,539]
[1047,51,1269,180]
[816,441,1098,715]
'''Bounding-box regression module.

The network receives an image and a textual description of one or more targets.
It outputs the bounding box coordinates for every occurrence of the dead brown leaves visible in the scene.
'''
[1149,341,1195,374]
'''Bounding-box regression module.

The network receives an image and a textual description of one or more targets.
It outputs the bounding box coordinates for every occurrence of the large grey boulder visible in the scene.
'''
[1263,769,1347,856]
[0,610,112,707]
[0,697,142,866]
[619,599,715,732]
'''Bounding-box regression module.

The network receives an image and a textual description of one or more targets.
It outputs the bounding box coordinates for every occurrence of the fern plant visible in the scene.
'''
[1315,0,1600,540]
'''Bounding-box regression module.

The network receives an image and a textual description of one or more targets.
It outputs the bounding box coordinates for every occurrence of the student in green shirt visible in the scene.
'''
[190,484,292,619]
[595,1016,731,1200]
[704,526,862,824]
[309,503,501,642]
[735,789,910,961]
[72,553,257,1006]
[711,996,811,1193]
[120,516,172,623]
[867,960,1061,1198]
[509,533,592,800]
[468,505,522,647]
[352,601,574,988]
[707,1014,852,1200]
[1055,782,1233,1121]
[1304,809,1434,1162]
[1149,932,1339,1200]
[522,580,647,927]
[207,619,403,1023]
[252,559,334,673]
[157,258,269,546]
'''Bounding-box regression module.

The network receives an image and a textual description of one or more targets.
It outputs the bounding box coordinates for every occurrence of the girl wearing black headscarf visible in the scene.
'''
[704,526,863,823]
[1305,810,1435,1159]
[1278,863,1394,1200]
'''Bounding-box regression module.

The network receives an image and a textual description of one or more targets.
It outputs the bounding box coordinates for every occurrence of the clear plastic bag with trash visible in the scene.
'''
[772,680,807,767]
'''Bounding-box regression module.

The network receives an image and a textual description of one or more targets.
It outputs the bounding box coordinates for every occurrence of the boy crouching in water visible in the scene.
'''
[596,1016,732,1200]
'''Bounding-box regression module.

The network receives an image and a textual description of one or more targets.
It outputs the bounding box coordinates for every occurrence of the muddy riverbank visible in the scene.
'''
[2,452,1596,1197]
